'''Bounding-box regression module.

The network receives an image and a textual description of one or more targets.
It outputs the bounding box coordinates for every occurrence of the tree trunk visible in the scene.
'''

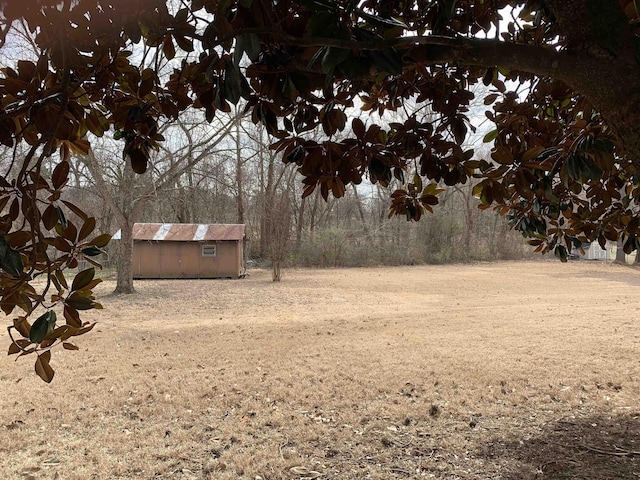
[615,239,626,264]
[260,150,276,256]
[272,260,281,282]
[462,186,474,253]
[235,117,245,224]
[309,190,319,232]
[295,195,305,250]
[186,169,195,223]
[351,184,369,234]
[115,220,136,294]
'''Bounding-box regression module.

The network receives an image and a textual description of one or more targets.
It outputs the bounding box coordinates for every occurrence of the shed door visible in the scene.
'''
[159,242,181,278]
[136,242,162,278]
[180,242,201,278]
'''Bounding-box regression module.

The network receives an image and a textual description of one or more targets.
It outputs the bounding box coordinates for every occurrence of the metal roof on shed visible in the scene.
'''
[113,223,245,241]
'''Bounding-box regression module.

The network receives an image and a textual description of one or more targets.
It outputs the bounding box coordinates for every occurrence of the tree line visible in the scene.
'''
[54,109,530,286]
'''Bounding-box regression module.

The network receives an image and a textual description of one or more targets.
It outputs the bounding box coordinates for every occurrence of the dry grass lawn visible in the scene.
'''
[0,261,639,479]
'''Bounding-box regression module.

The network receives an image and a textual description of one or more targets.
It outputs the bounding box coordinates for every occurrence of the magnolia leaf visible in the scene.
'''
[35,352,55,383]
[0,236,24,277]
[55,205,68,229]
[61,200,89,221]
[162,36,176,60]
[78,217,96,241]
[89,233,111,248]
[81,246,104,257]
[321,47,350,73]
[483,129,498,143]
[174,35,193,53]
[223,64,240,104]
[29,311,56,343]
[554,244,568,262]
[71,268,95,291]
[245,33,261,61]
[285,145,305,164]
[129,149,148,174]
[484,93,499,105]
[42,204,58,230]
[63,305,81,328]
[51,160,70,189]
[8,342,22,355]
[67,293,97,311]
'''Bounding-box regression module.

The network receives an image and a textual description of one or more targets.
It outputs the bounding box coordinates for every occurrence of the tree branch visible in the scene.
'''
[151,113,240,192]
[259,31,612,97]
[541,0,633,60]
[81,150,129,229]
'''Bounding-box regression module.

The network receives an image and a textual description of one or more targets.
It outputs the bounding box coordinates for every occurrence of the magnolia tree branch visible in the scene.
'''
[261,30,640,152]
[541,0,633,59]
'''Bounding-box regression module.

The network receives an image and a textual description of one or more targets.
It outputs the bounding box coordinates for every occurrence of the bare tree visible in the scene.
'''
[265,193,291,281]
[81,114,238,293]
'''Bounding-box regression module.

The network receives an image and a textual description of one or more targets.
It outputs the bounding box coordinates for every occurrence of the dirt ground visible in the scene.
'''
[0,261,639,479]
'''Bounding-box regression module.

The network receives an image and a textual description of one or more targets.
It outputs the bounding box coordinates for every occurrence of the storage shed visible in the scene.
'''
[581,241,610,260]
[115,223,245,279]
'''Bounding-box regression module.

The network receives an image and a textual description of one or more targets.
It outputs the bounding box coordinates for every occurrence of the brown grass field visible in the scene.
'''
[0,261,639,479]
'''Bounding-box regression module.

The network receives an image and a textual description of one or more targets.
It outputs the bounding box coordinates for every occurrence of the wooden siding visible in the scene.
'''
[132,240,242,279]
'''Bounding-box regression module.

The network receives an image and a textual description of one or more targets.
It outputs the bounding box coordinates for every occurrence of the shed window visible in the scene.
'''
[202,244,217,257]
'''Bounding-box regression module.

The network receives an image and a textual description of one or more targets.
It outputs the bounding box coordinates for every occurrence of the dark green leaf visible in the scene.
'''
[244,33,261,62]
[72,267,95,291]
[321,47,350,73]
[81,246,104,257]
[482,67,494,86]
[235,33,261,64]
[0,237,24,277]
[484,93,499,105]
[56,205,68,229]
[285,145,305,164]
[29,311,56,343]
[452,118,467,144]
[2,248,23,277]
[483,129,498,143]
[223,62,244,104]
[554,244,568,262]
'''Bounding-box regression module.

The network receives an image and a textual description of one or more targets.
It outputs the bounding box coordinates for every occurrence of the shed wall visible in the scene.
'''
[132,240,242,279]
